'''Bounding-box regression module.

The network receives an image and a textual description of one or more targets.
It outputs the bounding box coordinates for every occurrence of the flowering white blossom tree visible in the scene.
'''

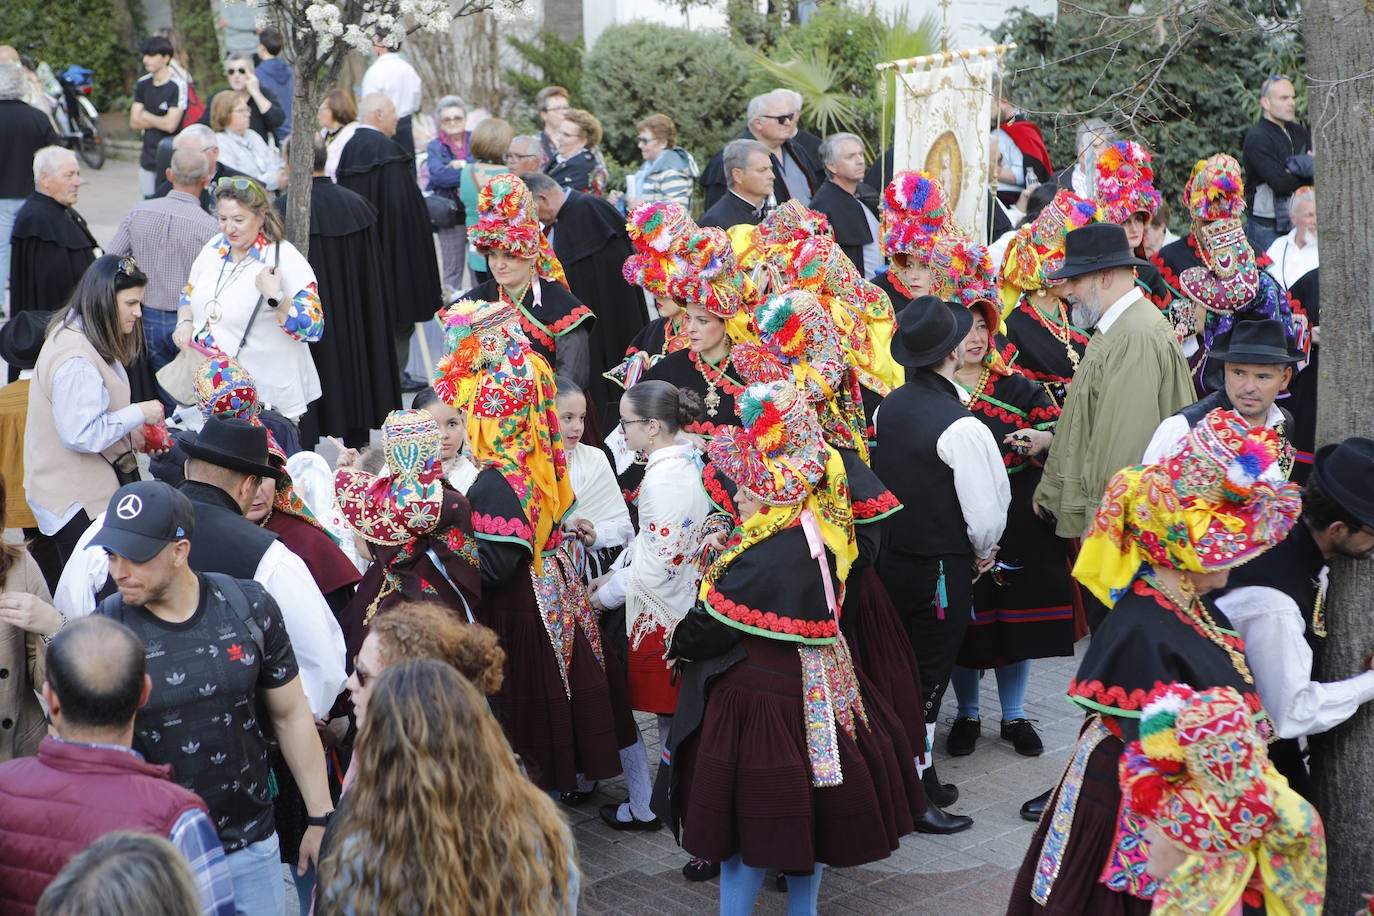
[235,0,518,252]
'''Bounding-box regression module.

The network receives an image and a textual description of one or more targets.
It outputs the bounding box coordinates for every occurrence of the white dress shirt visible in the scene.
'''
[360,53,423,118]
[1142,402,1286,464]
[938,380,1012,559]
[1265,231,1319,289]
[1216,585,1374,739]
[566,443,634,551]
[56,512,348,719]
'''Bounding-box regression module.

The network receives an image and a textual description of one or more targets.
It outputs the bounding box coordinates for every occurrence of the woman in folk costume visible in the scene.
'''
[744,201,903,440]
[332,409,482,661]
[651,378,926,916]
[873,170,953,314]
[1152,154,1309,392]
[465,173,595,389]
[606,201,696,391]
[945,251,1077,762]
[1093,140,1172,310]
[1121,683,1325,915]
[432,296,637,794]
[1007,408,1302,915]
[998,190,1099,407]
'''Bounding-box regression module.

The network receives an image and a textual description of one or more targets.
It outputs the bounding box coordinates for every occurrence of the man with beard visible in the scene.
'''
[336,93,442,377]
[1032,224,1193,605]
[1214,438,1374,798]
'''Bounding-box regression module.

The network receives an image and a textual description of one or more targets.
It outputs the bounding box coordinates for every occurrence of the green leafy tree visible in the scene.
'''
[583,22,753,168]
[4,0,135,110]
[503,28,585,116]
[995,0,1303,193]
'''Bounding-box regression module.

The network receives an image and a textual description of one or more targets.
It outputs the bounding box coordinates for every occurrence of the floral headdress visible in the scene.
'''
[334,410,446,546]
[1074,408,1301,607]
[667,227,758,343]
[998,190,1099,312]
[881,170,950,262]
[1121,683,1325,915]
[1184,154,1245,222]
[755,200,833,249]
[194,356,324,531]
[622,201,695,296]
[432,298,572,571]
[469,173,568,289]
[1094,141,1163,225]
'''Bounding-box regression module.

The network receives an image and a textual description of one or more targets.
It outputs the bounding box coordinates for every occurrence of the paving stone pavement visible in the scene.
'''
[568,642,1089,915]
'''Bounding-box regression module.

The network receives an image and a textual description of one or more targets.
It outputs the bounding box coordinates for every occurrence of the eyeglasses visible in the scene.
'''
[542,104,570,113]
[503,152,538,162]
[636,136,656,145]
[226,67,249,75]
[215,176,268,203]
[618,418,653,431]
[440,115,466,123]
[760,111,797,125]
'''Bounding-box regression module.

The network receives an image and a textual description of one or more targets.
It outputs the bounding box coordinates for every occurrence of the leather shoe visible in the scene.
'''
[1020,789,1052,822]
[682,858,719,881]
[559,785,596,806]
[599,803,662,832]
[913,804,974,835]
[947,717,981,757]
[922,764,958,807]
[1001,718,1044,757]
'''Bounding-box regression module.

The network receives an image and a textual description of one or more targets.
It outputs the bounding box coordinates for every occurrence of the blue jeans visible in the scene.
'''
[0,198,24,310]
[225,833,286,916]
[142,308,181,411]
[719,854,823,916]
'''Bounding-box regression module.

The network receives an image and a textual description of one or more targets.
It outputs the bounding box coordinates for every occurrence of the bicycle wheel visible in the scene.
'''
[75,104,104,169]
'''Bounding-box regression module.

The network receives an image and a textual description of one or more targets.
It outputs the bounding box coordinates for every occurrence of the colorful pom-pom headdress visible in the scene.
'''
[999,190,1099,311]
[666,226,758,344]
[1183,154,1245,222]
[623,201,696,297]
[1121,683,1326,916]
[469,173,567,289]
[1094,141,1163,225]
[1073,408,1301,607]
[880,170,950,263]
[334,409,447,546]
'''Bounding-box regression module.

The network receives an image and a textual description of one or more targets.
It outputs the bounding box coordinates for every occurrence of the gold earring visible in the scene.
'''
[1177,576,1196,601]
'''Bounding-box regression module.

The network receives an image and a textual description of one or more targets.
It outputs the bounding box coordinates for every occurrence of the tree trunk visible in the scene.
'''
[283,36,323,256]
[1305,1,1374,912]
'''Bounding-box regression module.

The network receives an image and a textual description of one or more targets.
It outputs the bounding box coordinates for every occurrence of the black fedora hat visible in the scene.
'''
[182,416,283,480]
[1044,223,1151,281]
[1207,319,1304,365]
[1310,438,1374,530]
[0,310,52,371]
[890,296,973,368]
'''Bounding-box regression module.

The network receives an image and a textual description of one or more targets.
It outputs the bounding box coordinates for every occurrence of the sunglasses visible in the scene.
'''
[760,111,797,125]
[215,176,269,203]
[1265,73,1291,83]
[117,255,140,277]
[226,67,249,75]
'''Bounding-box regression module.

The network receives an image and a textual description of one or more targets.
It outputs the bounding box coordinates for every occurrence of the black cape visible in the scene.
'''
[699,127,822,210]
[808,179,879,274]
[336,127,442,325]
[278,177,401,444]
[698,191,763,231]
[1284,269,1319,481]
[549,191,647,417]
[9,193,97,315]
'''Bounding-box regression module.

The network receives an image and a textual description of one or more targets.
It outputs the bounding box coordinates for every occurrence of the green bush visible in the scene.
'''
[583,22,753,169]
[3,0,134,111]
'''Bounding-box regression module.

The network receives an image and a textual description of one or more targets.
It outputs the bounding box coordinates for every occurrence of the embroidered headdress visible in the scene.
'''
[334,410,446,546]
[880,170,949,262]
[998,190,1099,312]
[432,298,572,570]
[667,226,758,343]
[1094,141,1162,224]
[1121,683,1326,915]
[469,173,567,289]
[622,201,695,296]
[1184,154,1245,222]
[1073,408,1301,607]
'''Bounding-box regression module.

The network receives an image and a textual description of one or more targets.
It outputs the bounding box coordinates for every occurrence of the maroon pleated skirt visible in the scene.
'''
[845,567,928,756]
[678,636,924,872]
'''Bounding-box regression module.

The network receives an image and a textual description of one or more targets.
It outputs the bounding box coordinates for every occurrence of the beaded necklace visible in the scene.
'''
[1145,573,1253,685]
[1026,293,1080,371]
[689,347,739,417]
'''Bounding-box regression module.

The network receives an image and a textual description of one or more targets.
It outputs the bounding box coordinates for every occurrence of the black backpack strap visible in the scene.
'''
[204,572,265,659]
[94,590,127,623]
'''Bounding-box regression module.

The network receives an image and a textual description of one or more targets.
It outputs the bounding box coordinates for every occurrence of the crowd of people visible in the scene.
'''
[0,31,1351,915]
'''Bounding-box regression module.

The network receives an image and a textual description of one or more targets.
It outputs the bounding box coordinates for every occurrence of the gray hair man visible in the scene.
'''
[809,132,882,277]
[700,89,821,211]
[699,138,775,229]
[0,61,58,304]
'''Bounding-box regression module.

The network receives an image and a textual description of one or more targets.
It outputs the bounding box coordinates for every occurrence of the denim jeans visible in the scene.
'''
[0,197,24,310]
[225,833,286,916]
[142,307,182,412]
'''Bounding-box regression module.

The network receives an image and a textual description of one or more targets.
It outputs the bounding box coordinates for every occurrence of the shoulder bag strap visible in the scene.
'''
[236,242,280,353]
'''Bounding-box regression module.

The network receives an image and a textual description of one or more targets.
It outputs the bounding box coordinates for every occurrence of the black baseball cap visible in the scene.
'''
[90,481,196,563]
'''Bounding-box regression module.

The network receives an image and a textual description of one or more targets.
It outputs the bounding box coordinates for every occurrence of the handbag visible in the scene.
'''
[107,448,141,486]
[426,192,463,230]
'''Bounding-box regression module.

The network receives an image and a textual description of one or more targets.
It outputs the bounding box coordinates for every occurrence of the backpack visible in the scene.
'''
[181,81,205,131]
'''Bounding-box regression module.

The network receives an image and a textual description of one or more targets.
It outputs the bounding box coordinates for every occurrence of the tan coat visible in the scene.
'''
[0,550,51,762]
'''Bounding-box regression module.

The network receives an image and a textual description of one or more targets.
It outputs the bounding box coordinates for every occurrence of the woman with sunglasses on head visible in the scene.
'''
[175,176,324,421]
[210,91,285,192]
[24,255,165,571]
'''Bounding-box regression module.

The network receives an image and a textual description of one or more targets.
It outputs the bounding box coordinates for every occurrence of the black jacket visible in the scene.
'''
[197,87,285,143]
[698,190,765,230]
[0,100,57,199]
[1242,118,1313,227]
[808,179,880,275]
[699,127,822,210]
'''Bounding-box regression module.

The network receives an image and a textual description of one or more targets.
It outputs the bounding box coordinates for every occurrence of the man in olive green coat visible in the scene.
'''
[1034,224,1195,543]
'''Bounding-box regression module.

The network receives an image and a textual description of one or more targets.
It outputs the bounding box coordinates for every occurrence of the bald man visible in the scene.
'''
[151,123,246,209]
[336,92,442,374]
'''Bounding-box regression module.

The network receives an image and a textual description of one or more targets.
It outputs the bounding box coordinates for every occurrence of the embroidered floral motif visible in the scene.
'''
[1032,717,1112,906]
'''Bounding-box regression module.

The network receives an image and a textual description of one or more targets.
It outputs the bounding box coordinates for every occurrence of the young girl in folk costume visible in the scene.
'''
[873,170,953,314]
[1121,683,1325,916]
[606,201,696,391]
[1008,410,1301,915]
[555,375,633,587]
[332,409,481,661]
[464,173,594,389]
[586,380,712,832]
[998,190,1098,407]
[653,379,926,916]
[412,386,480,494]
[432,297,637,795]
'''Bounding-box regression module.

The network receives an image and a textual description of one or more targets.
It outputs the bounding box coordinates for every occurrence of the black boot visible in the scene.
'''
[922,764,958,808]
[913,803,973,834]
[1020,788,1052,822]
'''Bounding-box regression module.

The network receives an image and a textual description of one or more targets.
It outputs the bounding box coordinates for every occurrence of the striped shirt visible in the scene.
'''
[107,190,219,312]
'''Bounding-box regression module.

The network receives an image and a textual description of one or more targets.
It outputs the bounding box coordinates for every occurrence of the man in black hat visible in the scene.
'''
[56,417,346,721]
[1142,318,1302,472]
[1214,437,1374,798]
[90,480,334,913]
[874,295,1010,811]
[1033,223,1194,546]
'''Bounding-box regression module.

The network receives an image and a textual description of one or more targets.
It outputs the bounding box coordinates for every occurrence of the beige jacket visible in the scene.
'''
[0,551,51,762]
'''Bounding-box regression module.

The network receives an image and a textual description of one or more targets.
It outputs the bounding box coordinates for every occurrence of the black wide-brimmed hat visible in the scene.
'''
[1044,223,1152,280]
[182,416,283,480]
[0,310,51,371]
[890,295,972,368]
[1207,319,1304,365]
[1310,438,1374,530]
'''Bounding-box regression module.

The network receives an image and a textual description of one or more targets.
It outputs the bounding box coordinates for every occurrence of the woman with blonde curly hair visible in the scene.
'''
[316,660,579,915]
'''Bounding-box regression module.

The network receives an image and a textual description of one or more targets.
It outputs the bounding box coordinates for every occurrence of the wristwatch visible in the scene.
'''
[305,811,334,827]
[267,296,281,309]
